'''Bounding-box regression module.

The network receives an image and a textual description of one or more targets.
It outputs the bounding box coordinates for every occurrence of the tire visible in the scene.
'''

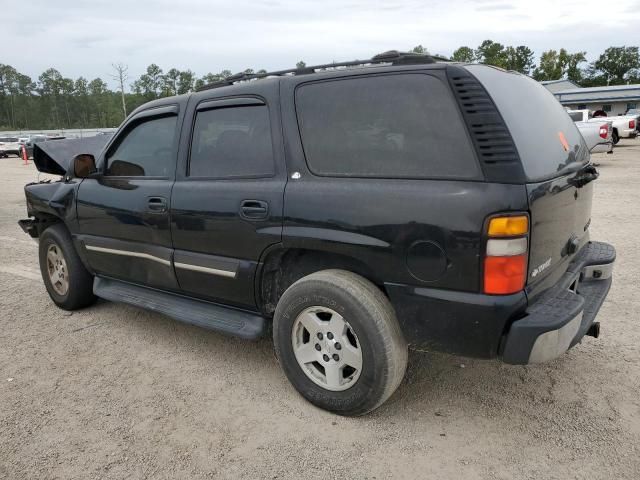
[612,130,620,145]
[38,224,96,310]
[273,269,408,416]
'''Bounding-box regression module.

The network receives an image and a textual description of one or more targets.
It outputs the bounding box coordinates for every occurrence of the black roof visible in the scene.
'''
[196,50,450,92]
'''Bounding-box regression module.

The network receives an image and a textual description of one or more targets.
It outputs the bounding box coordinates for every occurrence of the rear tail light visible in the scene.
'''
[630,119,636,130]
[484,215,529,295]
[599,124,609,139]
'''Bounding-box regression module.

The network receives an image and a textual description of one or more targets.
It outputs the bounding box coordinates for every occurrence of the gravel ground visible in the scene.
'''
[1,142,639,480]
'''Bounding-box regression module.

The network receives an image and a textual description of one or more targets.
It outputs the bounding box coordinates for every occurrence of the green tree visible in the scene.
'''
[411,45,429,54]
[532,49,586,81]
[88,78,109,127]
[0,64,19,127]
[504,46,535,74]
[296,60,306,69]
[475,40,507,68]
[451,46,475,63]
[132,64,164,100]
[59,77,75,127]
[38,68,64,128]
[194,70,232,90]
[162,68,180,96]
[74,77,90,126]
[592,46,640,85]
[177,70,195,94]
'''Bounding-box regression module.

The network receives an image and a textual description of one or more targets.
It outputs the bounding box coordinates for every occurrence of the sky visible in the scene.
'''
[4,0,640,90]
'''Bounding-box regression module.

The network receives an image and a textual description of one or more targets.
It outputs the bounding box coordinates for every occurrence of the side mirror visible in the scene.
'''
[73,154,98,178]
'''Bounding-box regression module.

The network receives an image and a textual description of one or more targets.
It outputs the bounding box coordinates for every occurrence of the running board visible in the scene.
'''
[93,276,266,339]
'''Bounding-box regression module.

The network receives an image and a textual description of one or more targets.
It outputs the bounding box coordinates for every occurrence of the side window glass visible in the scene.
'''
[295,74,479,179]
[107,115,177,177]
[189,105,274,178]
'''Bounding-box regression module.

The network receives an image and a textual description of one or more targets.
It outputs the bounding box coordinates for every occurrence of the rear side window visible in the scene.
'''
[295,74,479,179]
[189,105,274,178]
[465,65,587,182]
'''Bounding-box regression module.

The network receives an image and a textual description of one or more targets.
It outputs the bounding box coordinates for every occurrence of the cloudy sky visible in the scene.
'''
[5,0,640,89]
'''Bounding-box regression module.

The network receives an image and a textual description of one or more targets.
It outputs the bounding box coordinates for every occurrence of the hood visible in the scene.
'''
[33,135,112,175]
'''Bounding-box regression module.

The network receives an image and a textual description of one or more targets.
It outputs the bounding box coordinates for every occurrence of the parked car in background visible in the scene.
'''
[23,135,65,158]
[625,109,640,133]
[568,109,637,144]
[567,112,613,154]
[19,53,615,415]
[0,137,21,157]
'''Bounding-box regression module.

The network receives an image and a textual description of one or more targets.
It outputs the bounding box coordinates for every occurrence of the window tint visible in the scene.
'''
[466,65,587,182]
[295,74,478,179]
[107,115,177,177]
[189,105,274,178]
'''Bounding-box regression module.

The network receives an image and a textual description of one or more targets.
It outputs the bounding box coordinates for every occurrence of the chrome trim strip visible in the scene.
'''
[85,245,171,266]
[174,262,237,278]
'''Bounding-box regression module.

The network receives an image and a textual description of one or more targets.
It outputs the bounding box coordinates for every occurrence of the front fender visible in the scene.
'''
[24,180,80,234]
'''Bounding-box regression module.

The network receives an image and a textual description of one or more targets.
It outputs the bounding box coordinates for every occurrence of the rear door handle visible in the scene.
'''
[147,196,168,213]
[240,200,268,220]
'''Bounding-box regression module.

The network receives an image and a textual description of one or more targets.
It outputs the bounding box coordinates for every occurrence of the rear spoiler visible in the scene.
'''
[33,135,112,175]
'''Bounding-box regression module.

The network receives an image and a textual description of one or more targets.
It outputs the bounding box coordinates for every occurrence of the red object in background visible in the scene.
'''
[599,124,609,139]
[21,145,28,164]
[630,119,636,130]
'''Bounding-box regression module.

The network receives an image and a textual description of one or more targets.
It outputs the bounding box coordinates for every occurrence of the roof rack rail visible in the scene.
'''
[196,50,450,92]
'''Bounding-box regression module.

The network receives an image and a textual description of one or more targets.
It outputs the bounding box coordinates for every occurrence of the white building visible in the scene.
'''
[541,80,640,116]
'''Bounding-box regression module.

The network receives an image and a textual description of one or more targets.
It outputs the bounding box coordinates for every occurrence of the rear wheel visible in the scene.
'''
[612,130,620,144]
[273,269,408,416]
[39,224,96,310]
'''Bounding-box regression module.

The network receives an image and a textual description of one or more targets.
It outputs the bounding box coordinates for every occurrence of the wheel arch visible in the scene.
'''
[256,246,384,316]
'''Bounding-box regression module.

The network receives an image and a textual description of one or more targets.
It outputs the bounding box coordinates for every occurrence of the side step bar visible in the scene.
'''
[93,276,266,340]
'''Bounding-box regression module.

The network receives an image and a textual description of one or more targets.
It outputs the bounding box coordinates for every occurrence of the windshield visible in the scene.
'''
[465,65,588,182]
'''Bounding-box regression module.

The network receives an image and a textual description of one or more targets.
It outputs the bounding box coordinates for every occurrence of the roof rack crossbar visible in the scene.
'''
[196,51,450,92]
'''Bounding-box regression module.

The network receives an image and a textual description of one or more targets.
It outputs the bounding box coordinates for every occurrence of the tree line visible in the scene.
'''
[1,42,638,130]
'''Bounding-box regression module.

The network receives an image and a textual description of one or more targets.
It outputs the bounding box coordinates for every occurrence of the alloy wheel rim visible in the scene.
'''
[46,244,69,296]
[291,306,363,392]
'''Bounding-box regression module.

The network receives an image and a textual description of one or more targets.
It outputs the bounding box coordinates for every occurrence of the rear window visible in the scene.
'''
[568,112,582,122]
[466,65,587,182]
[295,74,479,179]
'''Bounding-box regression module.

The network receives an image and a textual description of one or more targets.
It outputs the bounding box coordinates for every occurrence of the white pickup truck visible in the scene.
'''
[567,111,613,154]
[568,109,637,144]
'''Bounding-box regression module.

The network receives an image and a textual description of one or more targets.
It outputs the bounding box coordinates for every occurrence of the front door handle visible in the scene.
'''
[147,196,168,213]
[240,200,268,220]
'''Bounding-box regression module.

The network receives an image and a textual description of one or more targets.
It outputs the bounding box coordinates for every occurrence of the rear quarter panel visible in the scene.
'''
[282,177,529,292]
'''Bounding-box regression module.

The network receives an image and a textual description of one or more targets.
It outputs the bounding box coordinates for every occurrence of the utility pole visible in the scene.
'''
[110,63,128,120]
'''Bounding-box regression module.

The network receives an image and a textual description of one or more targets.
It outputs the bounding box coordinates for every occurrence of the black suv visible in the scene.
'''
[20,52,615,415]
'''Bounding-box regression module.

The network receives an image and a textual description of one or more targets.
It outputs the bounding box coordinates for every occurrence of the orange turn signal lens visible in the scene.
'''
[484,254,527,295]
[488,216,529,237]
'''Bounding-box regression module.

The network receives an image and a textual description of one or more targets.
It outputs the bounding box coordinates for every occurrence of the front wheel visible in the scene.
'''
[39,224,96,310]
[612,130,620,145]
[273,270,408,416]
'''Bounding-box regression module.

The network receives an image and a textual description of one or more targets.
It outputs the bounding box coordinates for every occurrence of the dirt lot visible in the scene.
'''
[1,142,639,480]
